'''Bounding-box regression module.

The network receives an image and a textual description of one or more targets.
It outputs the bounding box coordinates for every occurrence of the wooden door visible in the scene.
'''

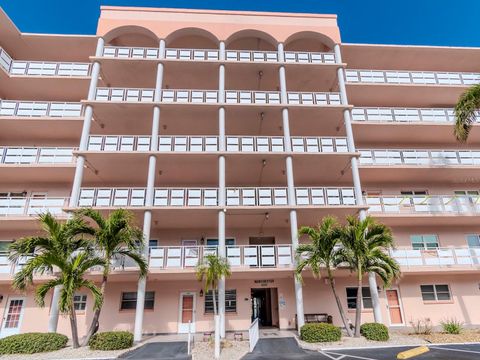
[386,289,403,325]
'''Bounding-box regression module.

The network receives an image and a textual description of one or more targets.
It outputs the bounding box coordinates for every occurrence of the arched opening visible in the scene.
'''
[226,30,278,51]
[166,28,219,49]
[284,31,336,52]
[103,25,159,47]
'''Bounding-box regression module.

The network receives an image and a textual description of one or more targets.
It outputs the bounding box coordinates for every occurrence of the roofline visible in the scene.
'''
[100,6,338,19]
[342,42,480,51]
[22,32,97,38]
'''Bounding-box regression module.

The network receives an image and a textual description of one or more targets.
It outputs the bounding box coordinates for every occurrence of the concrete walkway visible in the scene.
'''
[242,337,320,360]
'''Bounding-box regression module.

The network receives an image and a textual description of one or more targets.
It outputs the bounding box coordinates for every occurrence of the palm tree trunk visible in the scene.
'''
[327,268,353,337]
[212,287,217,316]
[81,273,107,346]
[69,303,80,348]
[355,273,363,337]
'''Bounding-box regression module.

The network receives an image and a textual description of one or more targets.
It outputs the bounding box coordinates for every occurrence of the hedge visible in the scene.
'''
[360,323,389,341]
[89,331,134,350]
[0,332,68,354]
[300,323,342,343]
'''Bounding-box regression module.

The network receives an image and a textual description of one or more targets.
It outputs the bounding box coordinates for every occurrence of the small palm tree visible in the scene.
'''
[296,216,353,337]
[76,208,147,346]
[9,213,105,348]
[454,84,480,142]
[196,254,231,359]
[338,216,400,337]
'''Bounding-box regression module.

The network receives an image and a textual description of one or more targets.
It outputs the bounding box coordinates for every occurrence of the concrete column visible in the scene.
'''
[134,40,165,342]
[48,37,104,333]
[217,41,226,338]
[334,44,382,323]
[278,42,305,331]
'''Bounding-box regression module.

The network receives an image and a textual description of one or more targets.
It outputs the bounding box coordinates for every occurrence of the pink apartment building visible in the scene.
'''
[0,5,480,341]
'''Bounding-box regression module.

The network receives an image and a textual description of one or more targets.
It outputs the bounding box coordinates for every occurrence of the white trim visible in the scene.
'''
[178,292,196,334]
[385,287,405,326]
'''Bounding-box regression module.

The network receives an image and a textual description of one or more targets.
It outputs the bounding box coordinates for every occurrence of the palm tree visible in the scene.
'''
[75,208,147,346]
[196,254,231,359]
[338,216,400,337]
[296,216,353,337]
[9,213,105,348]
[454,84,480,142]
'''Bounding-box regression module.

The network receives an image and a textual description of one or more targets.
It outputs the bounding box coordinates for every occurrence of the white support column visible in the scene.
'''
[134,40,165,342]
[278,42,305,331]
[334,44,382,323]
[217,40,226,338]
[48,37,105,334]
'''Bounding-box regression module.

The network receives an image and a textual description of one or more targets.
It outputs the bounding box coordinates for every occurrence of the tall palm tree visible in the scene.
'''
[196,254,231,359]
[338,216,400,337]
[454,84,480,142]
[9,213,105,348]
[75,208,147,346]
[296,216,353,337]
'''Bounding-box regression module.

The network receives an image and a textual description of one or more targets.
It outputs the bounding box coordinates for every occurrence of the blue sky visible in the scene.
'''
[0,0,479,47]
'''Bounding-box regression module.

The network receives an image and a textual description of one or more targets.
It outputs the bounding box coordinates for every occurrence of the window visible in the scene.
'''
[346,287,372,309]
[420,285,451,301]
[410,235,439,250]
[205,290,237,313]
[74,294,87,311]
[467,234,480,248]
[206,238,235,246]
[149,239,158,248]
[400,191,427,195]
[120,291,155,310]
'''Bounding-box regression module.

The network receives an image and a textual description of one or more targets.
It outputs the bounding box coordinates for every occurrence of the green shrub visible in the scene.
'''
[300,323,341,343]
[0,332,68,354]
[360,323,389,341]
[89,331,134,350]
[441,318,463,334]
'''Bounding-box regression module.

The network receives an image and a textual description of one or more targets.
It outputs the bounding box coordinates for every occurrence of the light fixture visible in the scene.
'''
[199,289,204,297]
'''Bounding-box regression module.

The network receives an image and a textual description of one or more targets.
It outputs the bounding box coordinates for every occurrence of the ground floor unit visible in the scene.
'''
[0,272,478,339]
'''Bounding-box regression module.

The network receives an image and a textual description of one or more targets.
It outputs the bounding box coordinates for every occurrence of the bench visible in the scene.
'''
[296,313,333,329]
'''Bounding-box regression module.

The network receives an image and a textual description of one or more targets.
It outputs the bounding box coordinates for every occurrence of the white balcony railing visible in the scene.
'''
[0,47,13,73]
[148,244,293,269]
[0,100,83,118]
[365,195,480,214]
[78,187,357,208]
[101,46,337,64]
[86,135,350,153]
[0,196,68,217]
[0,147,74,164]
[346,69,480,86]
[0,252,30,275]
[94,88,342,105]
[390,247,480,268]
[359,149,480,166]
[0,46,91,77]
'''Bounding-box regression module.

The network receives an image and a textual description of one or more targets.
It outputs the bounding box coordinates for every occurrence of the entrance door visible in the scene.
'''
[251,288,279,328]
[386,289,403,325]
[0,297,25,338]
[178,292,196,333]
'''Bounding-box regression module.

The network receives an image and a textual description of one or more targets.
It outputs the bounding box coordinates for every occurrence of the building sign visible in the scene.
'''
[254,279,274,286]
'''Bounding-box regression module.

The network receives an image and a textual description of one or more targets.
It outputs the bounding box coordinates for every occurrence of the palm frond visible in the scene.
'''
[455,84,480,142]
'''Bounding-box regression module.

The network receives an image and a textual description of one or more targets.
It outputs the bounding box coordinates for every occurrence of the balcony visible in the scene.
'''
[0,147,75,184]
[78,187,356,208]
[147,244,293,272]
[93,88,341,106]
[0,100,83,142]
[390,247,480,272]
[85,135,350,153]
[0,253,29,277]
[359,149,480,184]
[0,47,91,100]
[0,196,68,231]
[345,69,480,107]
[352,107,480,146]
[366,194,480,226]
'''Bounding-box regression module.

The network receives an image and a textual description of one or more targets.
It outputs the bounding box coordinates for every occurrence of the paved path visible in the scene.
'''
[119,341,191,360]
[242,338,480,360]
